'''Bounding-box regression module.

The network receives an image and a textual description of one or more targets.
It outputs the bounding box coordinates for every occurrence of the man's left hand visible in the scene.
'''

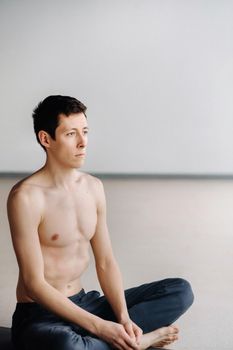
[121,319,143,346]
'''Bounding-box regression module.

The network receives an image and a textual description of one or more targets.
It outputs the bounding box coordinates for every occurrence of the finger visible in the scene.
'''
[134,326,142,338]
[121,341,138,350]
[132,324,142,344]
[135,329,142,344]
[113,338,126,350]
[114,344,124,350]
[123,336,139,350]
[124,323,136,340]
[120,326,139,349]
[116,337,136,350]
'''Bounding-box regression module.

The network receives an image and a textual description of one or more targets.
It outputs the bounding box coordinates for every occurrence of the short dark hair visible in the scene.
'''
[32,95,87,150]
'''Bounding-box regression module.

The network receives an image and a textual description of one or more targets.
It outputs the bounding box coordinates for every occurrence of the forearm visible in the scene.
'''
[26,279,103,334]
[96,258,130,323]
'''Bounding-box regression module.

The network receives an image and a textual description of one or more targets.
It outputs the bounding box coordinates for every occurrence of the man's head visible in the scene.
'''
[32,95,87,151]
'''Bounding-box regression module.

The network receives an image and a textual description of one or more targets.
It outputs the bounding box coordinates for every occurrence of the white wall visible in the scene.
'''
[1,0,233,174]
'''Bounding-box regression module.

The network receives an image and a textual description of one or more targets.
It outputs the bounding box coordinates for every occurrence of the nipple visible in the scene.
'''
[51,233,59,241]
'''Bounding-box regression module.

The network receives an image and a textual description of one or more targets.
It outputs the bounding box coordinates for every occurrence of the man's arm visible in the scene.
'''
[91,178,143,345]
[7,186,105,334]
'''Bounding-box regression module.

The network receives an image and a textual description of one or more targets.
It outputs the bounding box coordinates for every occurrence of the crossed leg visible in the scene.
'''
[83,277,194,349]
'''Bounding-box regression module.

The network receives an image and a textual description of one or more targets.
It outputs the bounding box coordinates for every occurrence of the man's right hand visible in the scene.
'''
[95,320,140,350]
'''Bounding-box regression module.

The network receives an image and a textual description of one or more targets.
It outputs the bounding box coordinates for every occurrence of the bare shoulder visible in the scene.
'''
[7,173,44,210]
[82,172,104,190]
[81,172,105,205]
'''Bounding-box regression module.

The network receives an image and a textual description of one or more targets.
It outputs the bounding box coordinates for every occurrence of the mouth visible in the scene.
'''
[75,154,85,157]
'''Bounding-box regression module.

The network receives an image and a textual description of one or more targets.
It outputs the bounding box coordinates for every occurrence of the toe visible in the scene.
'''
[168,326,177,334]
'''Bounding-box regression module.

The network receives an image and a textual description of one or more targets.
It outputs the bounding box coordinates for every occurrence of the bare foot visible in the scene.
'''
[139,325,179,349]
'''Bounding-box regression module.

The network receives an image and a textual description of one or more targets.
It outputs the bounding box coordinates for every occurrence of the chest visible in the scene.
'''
[39,189,97,246]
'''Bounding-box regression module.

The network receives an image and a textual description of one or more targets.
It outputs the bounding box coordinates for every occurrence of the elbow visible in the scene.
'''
[96,256,118,274]
[23,277,46,300]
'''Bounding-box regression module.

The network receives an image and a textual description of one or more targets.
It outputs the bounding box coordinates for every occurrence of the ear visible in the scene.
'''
[38,130,51,149]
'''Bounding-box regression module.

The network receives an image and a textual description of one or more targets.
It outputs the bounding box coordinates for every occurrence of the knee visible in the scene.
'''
[174,278,194,313]
[50,327,109,350]
[49,326,84,350]
[31,325,84,350]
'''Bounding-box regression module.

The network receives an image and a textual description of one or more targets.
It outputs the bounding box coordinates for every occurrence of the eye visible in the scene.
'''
[66,131,76,136]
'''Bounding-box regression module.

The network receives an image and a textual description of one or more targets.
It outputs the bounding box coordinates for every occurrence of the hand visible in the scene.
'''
[96,319,139,350]
[121,320,143,346]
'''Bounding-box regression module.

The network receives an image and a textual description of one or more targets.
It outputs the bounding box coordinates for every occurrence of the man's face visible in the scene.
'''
[48,112,89,169]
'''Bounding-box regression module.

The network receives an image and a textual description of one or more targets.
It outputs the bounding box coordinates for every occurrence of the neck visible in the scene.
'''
[41,159,81,189]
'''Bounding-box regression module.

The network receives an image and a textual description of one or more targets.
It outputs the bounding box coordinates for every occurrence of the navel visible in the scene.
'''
[51,233,59,241]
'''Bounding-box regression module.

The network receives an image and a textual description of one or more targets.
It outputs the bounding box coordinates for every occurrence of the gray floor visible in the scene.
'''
[0,176,233,350]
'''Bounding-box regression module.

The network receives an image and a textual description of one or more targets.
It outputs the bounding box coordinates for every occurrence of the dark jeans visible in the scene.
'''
[11,278,194,350]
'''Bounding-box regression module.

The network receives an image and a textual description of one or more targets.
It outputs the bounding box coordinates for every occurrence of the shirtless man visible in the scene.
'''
[7,95,194,350]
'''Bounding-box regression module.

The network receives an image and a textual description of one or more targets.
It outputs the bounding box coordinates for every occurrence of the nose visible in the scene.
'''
[77,133,87,148]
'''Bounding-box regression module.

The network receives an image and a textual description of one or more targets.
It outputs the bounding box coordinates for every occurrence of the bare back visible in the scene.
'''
[10,170,98,302]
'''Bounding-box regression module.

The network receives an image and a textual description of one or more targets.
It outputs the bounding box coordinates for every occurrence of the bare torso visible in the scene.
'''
[15,170,98,302]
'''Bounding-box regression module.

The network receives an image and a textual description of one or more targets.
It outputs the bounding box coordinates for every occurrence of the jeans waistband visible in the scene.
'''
[15,288,86,311]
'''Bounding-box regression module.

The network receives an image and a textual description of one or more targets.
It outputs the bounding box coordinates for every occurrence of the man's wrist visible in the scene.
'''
[118,312,131,325]
[88,315,105,336]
